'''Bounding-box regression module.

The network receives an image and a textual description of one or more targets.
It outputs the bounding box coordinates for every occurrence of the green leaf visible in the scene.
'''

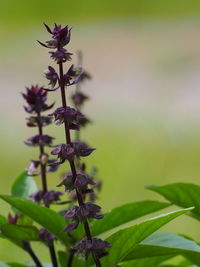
[100,208,193,266]
[57,251,67,267]
[0,218,24,248]
[91,200,171,237]
[17,215,33,226]
[0,215,7,226]
[0,233,6,238]
[0,195,68,246]
[147,183,200,220]
[120,256,172,267]
[1,224,39,241]
[12,171,37,199]
[124,232,200,265]
[11,171,38,215]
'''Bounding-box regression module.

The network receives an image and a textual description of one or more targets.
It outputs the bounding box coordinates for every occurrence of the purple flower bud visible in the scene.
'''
[22,85,54,113]
[51,142,95,165]
[56,173,74,192]
[45,66,58,88]
[74,237,111,258]
[50,24,71,47]
[49,48,72,63]
[73,141,95,157]
[25,134,54,147]
[7,214,19,224]
[93,214,104,219]
[65,202,103,220]
[43,190,63,205]
[71,91,89,106]
[63,221,79,232]
[49,106,84,128]
[47,159,60,173]
[26,115,52,127]
[64,205,79,219]
[76,115,91,127]
[30,190,44,203]
[82,202,102,218]
[38,24,71,49]
[63,65,82,86]
[39,228,56,242]
[51,144,75,164]
[76,205,90,218]
[74,173,95,188]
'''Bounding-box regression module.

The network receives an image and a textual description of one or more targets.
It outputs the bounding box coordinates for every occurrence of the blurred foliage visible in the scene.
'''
[2,0,200,28]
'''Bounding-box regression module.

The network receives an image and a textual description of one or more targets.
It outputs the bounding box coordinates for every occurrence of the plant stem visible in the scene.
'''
[37,112,58,267]
[58,61,102,267]
[66,249,75,267]
[49,242,59,267]
[23,241,43,267]
[37,111,48,194]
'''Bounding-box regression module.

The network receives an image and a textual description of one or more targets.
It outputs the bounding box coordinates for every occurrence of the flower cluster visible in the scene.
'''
[49,106,85,129]
[22,85,54,113]
[50,142,95,165]
[23,85,60,208]
[25,134,54,147]
[39,228,56,243]
[27,159,59,176]
[26,115,52,127]
[64,202,103,231]
[38,23,71,49]
[57,172,95,191]
[39,23,111,265]
[30,190,63,206]
[74,237,111,258]
[23,81,64,264]
[44,65,82,92]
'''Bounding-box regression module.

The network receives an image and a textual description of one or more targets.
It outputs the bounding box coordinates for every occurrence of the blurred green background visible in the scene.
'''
[2,0,200,263]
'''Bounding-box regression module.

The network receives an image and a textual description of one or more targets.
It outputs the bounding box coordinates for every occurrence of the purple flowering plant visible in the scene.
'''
[1,23,200,267]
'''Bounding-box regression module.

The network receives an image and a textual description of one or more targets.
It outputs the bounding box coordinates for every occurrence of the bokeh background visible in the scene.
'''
[2,0,200,263]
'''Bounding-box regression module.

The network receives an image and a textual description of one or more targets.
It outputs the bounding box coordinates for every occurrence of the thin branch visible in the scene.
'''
[49,242,59,267]
[67,249,75,267]
[37,111,48,194]
[23,241,43,267]
[37,111,59,267]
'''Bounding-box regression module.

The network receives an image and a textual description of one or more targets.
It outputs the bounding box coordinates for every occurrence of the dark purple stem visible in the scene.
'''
[58,60,102,267]
[66,249,75,267]
[23,241,43,267]
[37,111,48,195]
[37,112,58,267]
[49,242,59,267]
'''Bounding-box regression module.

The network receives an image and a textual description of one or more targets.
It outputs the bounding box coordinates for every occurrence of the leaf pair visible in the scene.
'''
[0,194,197,266]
